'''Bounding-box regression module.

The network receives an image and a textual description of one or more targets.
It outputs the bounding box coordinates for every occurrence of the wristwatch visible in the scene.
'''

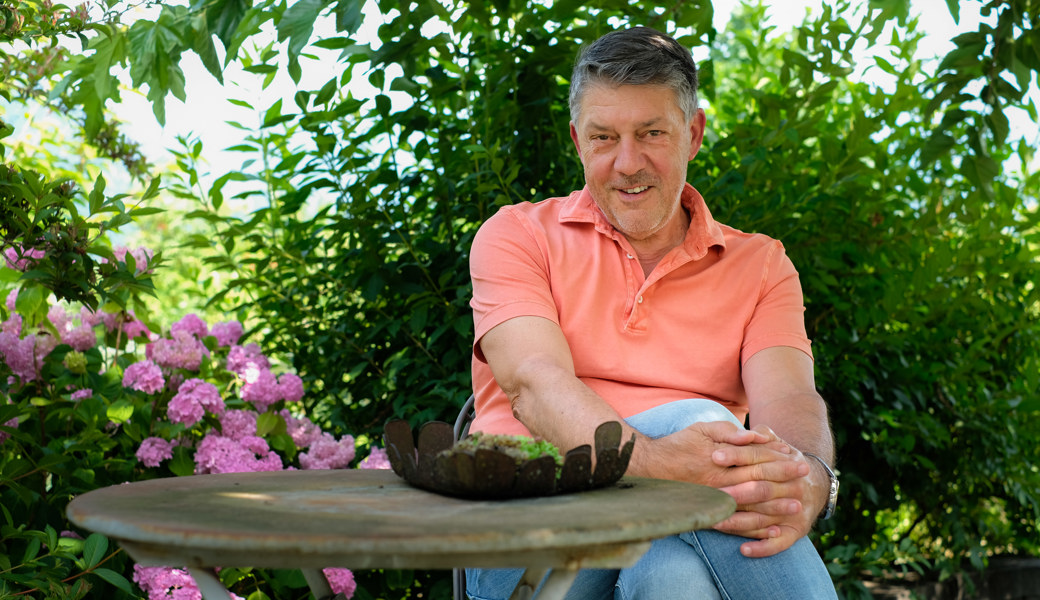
[803,452,839,520]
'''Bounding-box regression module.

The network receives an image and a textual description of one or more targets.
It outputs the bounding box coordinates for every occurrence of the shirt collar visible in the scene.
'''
[560,183,727,260]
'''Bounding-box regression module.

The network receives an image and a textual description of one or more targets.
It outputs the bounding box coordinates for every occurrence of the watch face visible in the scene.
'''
[823,478,839,519]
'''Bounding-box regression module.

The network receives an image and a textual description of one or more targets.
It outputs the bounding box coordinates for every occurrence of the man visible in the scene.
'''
[466,26,838,599]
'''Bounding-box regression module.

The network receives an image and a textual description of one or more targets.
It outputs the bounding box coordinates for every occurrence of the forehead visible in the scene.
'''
[575,83,684,129]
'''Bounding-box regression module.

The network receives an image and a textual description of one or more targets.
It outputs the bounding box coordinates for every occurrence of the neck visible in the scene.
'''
[631,207,690,276]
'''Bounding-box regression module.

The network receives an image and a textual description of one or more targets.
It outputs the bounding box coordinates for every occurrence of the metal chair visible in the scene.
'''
[452,394,476,600]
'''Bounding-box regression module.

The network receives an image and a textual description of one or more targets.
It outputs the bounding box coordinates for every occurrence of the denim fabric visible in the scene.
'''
[465,399,837,600]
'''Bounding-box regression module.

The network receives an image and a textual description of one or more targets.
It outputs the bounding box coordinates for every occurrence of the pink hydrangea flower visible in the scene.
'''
[241,367,281,412]
[299,433,356,470]
[70,388,93,401]
[149,330,209,371]
[171,314,208,339]
[277,373,304,403]
[63,324,97,351]
[77,306,103,329]
[113,246,154,275]
[136,437,177,468]
[4,288,16,312]
[1,312,21,336]
[280,410,324,448]
[123,359,165,394]
[48,305,98,351]
[48,305,70,331]
[358,446,391,470]
[323,568,356,598]
[3,245,45,271]
[0,332,55,382]
[168,379,223,426]
[219,409,257,440]
[100,310,152,340]
[194,432,283,474]
[131,564,244,600]
[210,321,243,347]
[226,343,269,376]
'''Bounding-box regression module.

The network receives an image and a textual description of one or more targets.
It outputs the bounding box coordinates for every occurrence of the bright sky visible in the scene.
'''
[104,0,1036,190]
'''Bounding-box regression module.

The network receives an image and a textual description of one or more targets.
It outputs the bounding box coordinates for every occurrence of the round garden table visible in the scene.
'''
[66,468,735,600]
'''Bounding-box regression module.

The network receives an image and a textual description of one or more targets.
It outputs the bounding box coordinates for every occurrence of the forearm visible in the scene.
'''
[749,389,834,515]
[478,317,649,463]
[505,358,638,453]
[750,390,833,463]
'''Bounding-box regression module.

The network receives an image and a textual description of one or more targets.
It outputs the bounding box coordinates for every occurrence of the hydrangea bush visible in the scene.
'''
[0,250,388,599]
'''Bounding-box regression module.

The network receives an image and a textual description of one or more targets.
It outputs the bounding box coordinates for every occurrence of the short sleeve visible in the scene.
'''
[740,241,813,364]
[469,207,561,362]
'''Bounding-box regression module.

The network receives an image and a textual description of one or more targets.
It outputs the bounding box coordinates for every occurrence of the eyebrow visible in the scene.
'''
[586,117,665,132]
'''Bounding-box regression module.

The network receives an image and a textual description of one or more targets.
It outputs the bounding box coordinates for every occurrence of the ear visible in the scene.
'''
[569,121,584,163]
[687,109,707,161]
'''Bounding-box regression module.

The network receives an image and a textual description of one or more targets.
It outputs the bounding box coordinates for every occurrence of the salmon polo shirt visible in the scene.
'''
[469,183,813,437]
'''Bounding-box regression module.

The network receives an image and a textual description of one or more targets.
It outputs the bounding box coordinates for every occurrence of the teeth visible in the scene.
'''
[622,186,649,194]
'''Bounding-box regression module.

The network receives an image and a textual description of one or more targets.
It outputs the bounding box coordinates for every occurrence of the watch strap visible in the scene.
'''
[803,452,838,520]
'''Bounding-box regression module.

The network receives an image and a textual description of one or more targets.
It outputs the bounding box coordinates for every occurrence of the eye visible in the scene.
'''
[645,130,664,137]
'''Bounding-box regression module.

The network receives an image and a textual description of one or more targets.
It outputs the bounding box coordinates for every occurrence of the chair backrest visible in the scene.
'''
[452,393,477,600]
[453,394,476,441]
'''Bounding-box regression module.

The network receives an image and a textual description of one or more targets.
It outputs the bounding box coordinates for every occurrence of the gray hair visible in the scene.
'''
[569,26,700,123]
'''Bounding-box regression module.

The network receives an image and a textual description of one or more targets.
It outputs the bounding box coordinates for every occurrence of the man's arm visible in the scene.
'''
[711,346,835,557]
[478,315,799,487]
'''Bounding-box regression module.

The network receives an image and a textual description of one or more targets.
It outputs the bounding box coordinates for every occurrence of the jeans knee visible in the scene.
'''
[615,535,722,600]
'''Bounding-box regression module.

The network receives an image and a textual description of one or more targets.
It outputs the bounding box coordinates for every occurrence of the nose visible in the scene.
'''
[613,136,646,175]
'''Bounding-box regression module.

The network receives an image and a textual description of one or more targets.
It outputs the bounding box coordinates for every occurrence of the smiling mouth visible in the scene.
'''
[620,185,650,194]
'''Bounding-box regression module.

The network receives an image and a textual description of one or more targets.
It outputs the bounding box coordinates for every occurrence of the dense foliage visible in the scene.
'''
[2,0,1038,598]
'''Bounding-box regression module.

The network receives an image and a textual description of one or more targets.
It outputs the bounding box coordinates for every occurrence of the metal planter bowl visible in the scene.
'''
[383,420,635,499]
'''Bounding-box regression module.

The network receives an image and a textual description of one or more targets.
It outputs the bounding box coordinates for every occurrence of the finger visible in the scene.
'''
[730,496,803,518]
[693,421,766,446]
[711,459,808,490]
[738,532,800,558]
[712,443,798,468]
[714,522,781,540]
[713,509,787,534]
[749,424,781,442]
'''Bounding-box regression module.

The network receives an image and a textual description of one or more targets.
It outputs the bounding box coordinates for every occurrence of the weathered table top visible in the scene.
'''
[66,468,735,571]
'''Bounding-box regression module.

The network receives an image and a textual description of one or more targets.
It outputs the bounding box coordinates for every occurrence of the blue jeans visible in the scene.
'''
[465,399,837,599]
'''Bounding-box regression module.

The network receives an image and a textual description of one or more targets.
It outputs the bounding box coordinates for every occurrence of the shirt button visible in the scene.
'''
[637,296,644,303]
[626,253,634,259]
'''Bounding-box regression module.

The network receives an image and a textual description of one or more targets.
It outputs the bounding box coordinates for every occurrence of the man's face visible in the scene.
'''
[570,83,705,244]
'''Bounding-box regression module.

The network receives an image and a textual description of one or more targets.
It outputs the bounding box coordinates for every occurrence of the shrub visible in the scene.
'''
[0,278,389,598]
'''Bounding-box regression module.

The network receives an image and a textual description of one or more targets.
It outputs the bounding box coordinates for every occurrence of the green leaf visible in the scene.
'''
[15,284,49,325]
[88,174,108,214]
[83,533,108,569]
[333,0,364,34]
[256,411,286,437]
[169,446,196,477]
[106,400,134,424]
[204,0,250,49]
[92,568,133,594]
[142,176,162,200]
[22,536,42,563]
[278,0,324,62]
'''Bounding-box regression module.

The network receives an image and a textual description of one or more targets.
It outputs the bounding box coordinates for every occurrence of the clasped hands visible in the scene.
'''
[639,421,823,558]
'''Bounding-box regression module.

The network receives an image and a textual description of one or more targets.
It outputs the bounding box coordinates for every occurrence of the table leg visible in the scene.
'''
[508,568,548,600]
[533,569,580,600]
[187,568,233,600]
[302,568,335,599]
[506,568,580,600]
